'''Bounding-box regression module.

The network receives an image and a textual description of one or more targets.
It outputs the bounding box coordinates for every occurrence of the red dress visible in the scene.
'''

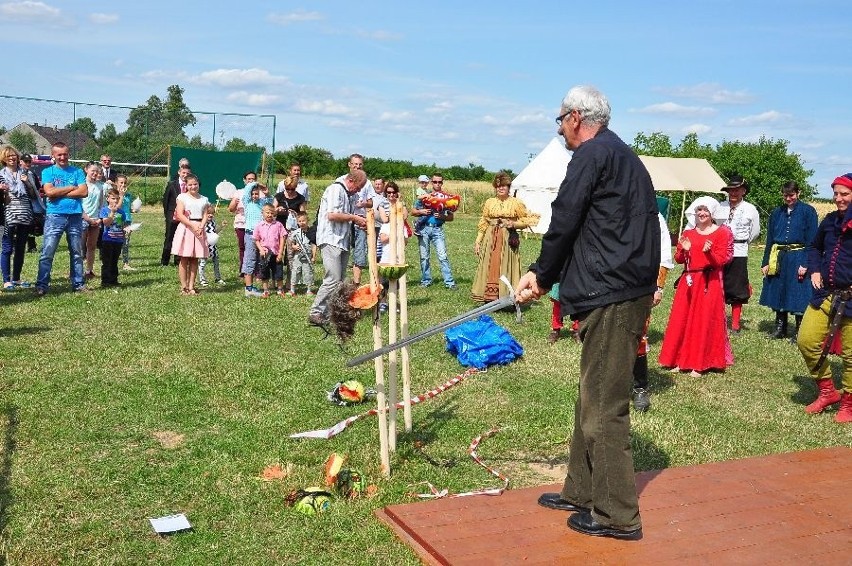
[659,226,734,372]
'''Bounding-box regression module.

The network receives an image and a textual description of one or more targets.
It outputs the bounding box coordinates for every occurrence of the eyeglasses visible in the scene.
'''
[555,110,573,125]
[432,180,443,185]
[386,191,398,195]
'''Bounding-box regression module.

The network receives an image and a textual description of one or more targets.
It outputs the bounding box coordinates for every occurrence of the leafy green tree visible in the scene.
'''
[713,136,814,217]
[223,137,264,153]
[187,135,217,151]
[66,117,97,139]
[8,130,36,154]
[98,123,118,147]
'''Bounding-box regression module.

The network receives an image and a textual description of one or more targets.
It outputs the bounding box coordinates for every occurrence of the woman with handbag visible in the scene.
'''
[471,172,537,303]
[759,182,818,341]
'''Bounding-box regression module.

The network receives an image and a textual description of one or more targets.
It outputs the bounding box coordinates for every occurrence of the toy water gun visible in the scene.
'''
[420,191,461,212]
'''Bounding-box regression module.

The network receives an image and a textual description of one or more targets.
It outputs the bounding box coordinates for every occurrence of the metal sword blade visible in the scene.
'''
[345,294,516,367]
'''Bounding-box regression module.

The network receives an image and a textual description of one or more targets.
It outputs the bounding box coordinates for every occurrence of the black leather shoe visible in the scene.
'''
[567,511,642,540]
[537,493,589,513]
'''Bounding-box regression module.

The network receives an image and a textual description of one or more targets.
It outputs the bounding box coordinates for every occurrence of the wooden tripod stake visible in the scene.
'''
[395,200,413,432]
[366,210,390,476]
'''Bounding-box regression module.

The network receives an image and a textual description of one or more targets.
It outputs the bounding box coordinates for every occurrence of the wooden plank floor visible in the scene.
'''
[376,446,852,565]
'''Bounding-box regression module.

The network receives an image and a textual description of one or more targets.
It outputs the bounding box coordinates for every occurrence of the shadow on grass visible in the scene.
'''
[632,431,670,475]
[0,404,17,562]
[791,368,842,407]
[0,326,48,339]
[397,401,460,468]
[648,367,676,396]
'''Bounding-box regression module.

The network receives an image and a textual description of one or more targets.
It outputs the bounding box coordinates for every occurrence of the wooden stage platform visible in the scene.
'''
[376,447,851,565]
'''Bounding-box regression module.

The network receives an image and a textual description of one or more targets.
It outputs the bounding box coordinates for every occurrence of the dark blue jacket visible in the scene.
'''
[530,128,660,315]
[808,208,852,309]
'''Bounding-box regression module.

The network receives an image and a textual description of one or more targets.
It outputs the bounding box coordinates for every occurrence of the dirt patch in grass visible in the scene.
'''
[527,461,567,482]
[152,430,185,449]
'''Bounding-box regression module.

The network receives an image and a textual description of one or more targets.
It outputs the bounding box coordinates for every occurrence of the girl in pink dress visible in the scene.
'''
[659,202,734,376]
[170,175,209,294]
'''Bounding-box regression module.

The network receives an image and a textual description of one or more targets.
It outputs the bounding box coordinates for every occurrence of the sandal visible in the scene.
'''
[181,288,190,295]
[187,288,199,295]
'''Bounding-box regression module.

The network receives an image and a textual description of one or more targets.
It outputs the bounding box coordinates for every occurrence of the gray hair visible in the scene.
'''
[178,157,190,168]
[561,85,611,127]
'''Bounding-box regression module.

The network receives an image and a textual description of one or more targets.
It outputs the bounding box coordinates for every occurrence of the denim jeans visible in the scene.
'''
[560,294,652,531]
[1,223,30,283]
[37,213,85,291]
[417,225,455,287]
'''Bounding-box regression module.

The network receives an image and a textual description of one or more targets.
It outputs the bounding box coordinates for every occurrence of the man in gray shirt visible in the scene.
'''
[308,169,368,325]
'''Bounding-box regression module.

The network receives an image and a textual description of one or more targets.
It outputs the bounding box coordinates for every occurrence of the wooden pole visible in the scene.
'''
[366,210,390,476]
[396,200,413,432]
[387,205,399,451]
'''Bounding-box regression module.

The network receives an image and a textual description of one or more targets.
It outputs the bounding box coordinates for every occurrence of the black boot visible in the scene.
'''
[771,311,788,339]
[789,314,802,344]
[632,355,651,412]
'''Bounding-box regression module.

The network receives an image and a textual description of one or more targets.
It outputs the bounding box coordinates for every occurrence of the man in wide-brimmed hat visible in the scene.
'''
[713,174,761,333]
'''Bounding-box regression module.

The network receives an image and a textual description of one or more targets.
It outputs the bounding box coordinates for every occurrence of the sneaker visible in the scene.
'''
[446,284,457,290]
[305,290,314,296]
[2,282,14,291]
[379,302,388,313]
[122,264,137,271]
[244,287,262,298]
[632,388,651,412]
[14,281,32,288]
[35,287,46,297]
[75,286,93,294]
[216,279,226,286]
[420,281,431,288]
[199,280,209,287]
[85,271,96,280]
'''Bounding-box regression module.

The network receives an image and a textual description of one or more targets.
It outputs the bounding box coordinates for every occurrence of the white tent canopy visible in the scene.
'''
[512,139,727,234]
[512,138,572,234]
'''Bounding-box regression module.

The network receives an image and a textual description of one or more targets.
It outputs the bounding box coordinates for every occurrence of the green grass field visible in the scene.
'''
[1,206,850,564]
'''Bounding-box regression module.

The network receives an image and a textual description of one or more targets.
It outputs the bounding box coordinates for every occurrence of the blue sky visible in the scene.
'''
[4,0,851,195]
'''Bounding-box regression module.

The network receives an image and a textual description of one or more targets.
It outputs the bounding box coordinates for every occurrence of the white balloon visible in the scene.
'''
[206,232,220,246]
[131,197,142,213]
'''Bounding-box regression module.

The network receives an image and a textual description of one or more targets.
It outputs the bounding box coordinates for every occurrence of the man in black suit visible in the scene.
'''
[100,154,118,183]
[160,158,191,266]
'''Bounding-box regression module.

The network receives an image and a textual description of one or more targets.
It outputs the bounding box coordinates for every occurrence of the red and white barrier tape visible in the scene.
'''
[413,427,509,499]
[289,368,481,439]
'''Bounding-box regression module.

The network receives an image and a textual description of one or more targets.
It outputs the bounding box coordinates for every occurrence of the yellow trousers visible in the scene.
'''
[797,298,852,392]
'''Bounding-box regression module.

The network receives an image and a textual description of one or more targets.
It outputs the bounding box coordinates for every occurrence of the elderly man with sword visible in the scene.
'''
[514,85,659,541]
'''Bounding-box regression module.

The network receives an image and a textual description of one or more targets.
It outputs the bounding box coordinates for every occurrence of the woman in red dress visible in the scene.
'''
[659,202,734,376]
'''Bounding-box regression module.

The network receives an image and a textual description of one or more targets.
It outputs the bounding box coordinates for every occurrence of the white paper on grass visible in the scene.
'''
[149,513,192,534]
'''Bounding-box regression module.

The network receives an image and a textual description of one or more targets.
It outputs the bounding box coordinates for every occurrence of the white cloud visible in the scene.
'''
[0,1,61,22]
[226,91,280,107]
[292,99,352,116]
[267,10,323,25]
[658,83,754,105]
[191,68,287,88]
[89,12,117,24]
[378,111,413,122]
[683,123,712,136]
[727,110,791,126]
[632,102,716,116]
[424,101,453,114]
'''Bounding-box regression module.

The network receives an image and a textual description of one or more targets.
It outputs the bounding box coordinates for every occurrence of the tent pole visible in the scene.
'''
[678,192,687,235]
